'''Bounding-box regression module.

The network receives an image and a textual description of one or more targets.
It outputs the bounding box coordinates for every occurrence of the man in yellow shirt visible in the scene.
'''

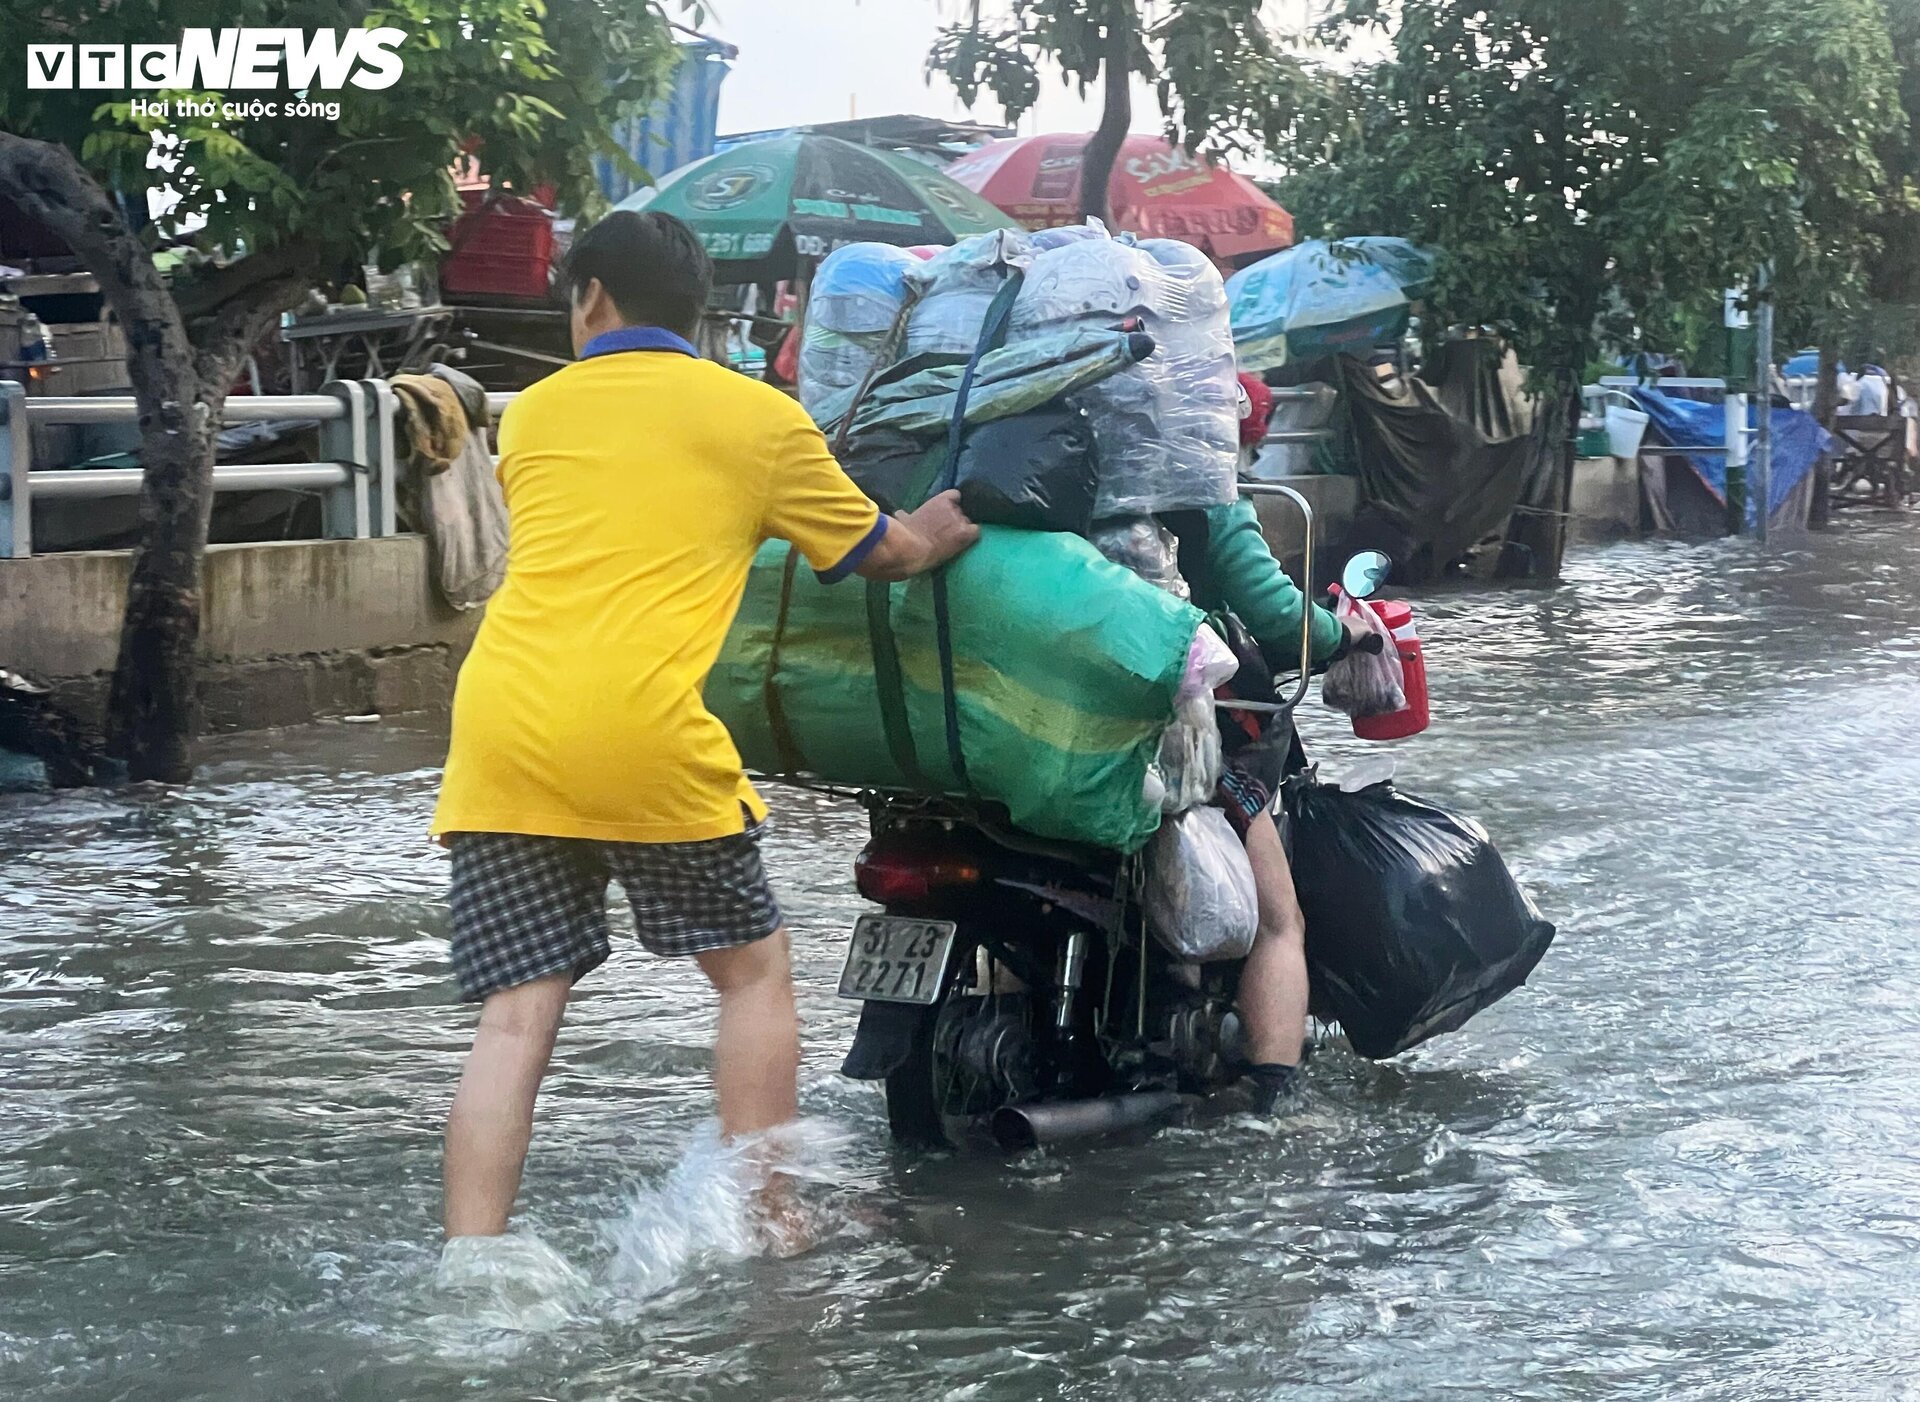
[433,211,977,1241]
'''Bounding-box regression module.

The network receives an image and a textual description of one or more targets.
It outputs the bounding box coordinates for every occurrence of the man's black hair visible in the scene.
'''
[560,210,712,340]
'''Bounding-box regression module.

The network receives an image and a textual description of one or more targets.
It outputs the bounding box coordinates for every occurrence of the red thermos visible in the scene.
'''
[1352,599,1430,740]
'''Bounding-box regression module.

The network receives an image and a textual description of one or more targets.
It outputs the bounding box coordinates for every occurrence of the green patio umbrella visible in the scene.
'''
[616,134,1017,281]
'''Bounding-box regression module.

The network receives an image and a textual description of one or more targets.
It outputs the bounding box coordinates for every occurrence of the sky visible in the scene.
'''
[696,0,1342,142]
[700,0,1114,137]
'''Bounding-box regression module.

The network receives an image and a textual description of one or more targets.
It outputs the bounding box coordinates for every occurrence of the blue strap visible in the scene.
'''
[934,272,1025,492]
[929,269,1025,793]
[579,326,699,359]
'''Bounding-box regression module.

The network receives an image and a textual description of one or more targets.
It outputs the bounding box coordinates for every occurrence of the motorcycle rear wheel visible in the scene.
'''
[883,1006,959,1149]
[883,992,1038,1150]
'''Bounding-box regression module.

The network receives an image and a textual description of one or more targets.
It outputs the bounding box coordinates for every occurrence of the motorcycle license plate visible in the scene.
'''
[837,915,957,1005]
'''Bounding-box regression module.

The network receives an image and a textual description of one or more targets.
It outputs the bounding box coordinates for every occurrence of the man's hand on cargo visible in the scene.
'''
[857,490,981,581]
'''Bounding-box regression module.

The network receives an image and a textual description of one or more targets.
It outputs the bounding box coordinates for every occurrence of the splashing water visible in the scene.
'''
[418,1115,858,1353]
[604,1116,858,1301]
[429,1231,596,1348]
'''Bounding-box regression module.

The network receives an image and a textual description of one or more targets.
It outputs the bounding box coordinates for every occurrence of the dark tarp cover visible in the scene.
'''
[1335,342,1565,582]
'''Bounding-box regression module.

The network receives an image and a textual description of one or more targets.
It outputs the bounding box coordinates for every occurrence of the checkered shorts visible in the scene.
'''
[445,821,783,1002]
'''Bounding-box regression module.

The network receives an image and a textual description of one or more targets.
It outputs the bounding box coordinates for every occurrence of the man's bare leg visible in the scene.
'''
[444,972,572,1238]
[1236,809,1311,1070]
[695,929,800,1138]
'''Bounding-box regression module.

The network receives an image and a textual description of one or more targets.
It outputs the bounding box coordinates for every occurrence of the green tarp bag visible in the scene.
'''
[706,525,1205,852]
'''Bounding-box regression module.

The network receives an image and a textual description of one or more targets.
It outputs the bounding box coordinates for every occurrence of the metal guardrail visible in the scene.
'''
[0,378,518,560]
[1582,376,1751,461]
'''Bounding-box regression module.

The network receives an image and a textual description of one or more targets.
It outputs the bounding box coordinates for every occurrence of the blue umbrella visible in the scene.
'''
[1780,349,1836,379]
[1226,239,1425,371]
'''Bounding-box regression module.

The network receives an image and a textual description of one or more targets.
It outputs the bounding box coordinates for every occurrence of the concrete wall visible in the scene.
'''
[1569,456,1641,544]
[2,482,1359,742]
[1251,473,1360,585]
[0,536,480,729]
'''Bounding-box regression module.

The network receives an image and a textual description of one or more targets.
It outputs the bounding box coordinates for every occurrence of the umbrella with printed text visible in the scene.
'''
[616,134,1017,281]
[943,132,1294,264]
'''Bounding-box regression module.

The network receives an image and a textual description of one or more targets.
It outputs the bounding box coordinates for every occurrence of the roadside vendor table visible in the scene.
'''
[281,305,454,392]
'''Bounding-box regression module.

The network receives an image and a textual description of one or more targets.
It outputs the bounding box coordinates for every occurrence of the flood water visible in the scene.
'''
[6,521,1920,1400]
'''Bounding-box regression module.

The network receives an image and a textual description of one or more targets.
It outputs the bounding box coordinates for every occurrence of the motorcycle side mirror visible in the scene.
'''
[1341,550,1392,600]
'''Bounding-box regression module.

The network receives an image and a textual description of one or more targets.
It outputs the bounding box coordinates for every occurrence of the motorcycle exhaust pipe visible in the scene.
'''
[990,1091,1184,1151]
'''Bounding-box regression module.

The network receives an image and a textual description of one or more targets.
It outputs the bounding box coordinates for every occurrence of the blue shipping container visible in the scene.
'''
[596,40,735,204]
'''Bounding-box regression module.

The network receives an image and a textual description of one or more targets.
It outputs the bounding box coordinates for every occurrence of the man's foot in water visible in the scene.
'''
[1244,1061,1307,1115]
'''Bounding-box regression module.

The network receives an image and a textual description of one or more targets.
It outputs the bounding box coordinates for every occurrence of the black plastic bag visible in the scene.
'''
[839,404,1100,534]
[952,403,1099,534]
[1285,777,1555,1058]
[840,426,940,515]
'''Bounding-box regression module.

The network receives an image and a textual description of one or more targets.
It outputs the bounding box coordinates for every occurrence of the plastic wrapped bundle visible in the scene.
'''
[799,243,918,419]
[1028,218,1111,252]
[1088,516,1189,600]
[903,229,1030,359]
[1153,693,1224,813]
[1012,233,1239,517]
[706,525,1206,853]
[1145,806,1259,962]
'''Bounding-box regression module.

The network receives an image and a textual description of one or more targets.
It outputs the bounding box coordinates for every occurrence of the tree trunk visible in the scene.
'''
[0,133,298,784]
[1809,345,1840,528]
[103,365,221,782]
[1078,6,1133,225]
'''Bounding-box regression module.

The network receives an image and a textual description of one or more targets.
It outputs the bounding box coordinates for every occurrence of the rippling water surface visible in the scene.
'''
[5,524,1920,1400]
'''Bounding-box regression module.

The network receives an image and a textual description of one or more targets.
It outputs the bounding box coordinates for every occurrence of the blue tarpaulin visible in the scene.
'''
[595,40,735,205]
[1630,388,1832,524]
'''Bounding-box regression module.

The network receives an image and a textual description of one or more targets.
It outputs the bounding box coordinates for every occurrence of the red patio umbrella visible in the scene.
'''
[944,132,1294,265]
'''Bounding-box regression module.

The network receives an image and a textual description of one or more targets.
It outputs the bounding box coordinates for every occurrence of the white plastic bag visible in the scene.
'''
[1177,624,1240,703]
[1153,693,1223,813]
[903,229,1031,358]
[1321,591,1406,719]
[1145,806,1259,962]
[799,243,917,418]
[1088,516,1189,599]
[1010,231,1238,517]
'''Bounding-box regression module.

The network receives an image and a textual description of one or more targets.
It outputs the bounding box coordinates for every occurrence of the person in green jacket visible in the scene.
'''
[1163,497,1355,1112]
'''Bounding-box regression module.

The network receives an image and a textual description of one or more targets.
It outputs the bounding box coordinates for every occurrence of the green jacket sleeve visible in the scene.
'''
[1204,498,1344,666]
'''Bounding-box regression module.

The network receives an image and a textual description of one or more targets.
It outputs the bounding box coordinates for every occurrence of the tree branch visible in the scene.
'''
[173,237,323,322]
[189,268,314,391]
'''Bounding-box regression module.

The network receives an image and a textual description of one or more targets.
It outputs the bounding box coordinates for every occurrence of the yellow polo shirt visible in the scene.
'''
[431,331,885,844]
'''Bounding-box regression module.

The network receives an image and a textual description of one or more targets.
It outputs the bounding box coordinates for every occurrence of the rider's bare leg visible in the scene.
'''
[1236,808,1310,1069]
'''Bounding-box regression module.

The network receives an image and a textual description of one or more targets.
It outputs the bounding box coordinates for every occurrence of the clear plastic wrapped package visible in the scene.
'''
[799,243,918,419]
[1153,692,1224,813]
[1152,629,1235,813]
[1089,516,1189,600]
[1028,218,1110,252]
[1145,805,1259,962]
[1321,590,1407,719]
[903,229,1031,359]
[1011,231,1239,516]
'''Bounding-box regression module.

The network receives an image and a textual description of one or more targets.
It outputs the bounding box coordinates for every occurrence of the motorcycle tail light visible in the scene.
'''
[854,851,982,905]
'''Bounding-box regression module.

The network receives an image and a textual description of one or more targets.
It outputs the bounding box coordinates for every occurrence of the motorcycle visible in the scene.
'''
[831,484,1396,1149]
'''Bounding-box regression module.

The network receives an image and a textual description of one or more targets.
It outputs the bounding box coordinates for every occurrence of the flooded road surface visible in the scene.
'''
[5,521,1920,1400]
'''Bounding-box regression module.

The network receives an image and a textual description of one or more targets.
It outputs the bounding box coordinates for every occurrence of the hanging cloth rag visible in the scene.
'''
[392,366,507,609]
